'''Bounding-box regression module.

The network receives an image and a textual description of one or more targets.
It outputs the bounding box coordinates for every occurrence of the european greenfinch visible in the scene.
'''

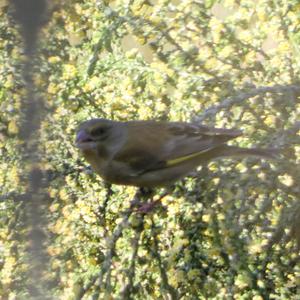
[75,119,278,187]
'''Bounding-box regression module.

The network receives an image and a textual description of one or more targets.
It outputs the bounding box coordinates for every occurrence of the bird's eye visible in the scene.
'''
[90,126,107,137]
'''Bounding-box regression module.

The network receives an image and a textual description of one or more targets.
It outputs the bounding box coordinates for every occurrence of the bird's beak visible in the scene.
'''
[75,130,95,149]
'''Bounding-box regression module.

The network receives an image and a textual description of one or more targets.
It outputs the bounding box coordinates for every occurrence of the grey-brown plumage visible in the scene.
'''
[75,119,279,187]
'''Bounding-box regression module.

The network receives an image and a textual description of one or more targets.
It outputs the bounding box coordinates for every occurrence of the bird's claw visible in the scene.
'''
[135,200,161,214]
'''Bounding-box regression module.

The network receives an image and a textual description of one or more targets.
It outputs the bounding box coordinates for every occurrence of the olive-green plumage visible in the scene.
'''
[75,119,278,187]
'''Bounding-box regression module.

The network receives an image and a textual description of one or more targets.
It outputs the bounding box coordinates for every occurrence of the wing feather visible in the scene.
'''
[113,121,242,174]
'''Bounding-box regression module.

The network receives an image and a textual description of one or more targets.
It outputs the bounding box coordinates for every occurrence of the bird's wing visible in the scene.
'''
[113,121,242,175]
[162,122,242,160]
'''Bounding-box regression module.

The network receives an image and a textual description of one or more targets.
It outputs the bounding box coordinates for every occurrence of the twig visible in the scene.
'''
[94,183,113,235]
[120,213,145,299]
[195,84,300,123]
[76,188,148,300]
[148,218,180,300]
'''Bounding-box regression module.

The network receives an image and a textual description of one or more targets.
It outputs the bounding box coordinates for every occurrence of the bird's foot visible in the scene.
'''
[130,187,170,214]
[135,199,162,214]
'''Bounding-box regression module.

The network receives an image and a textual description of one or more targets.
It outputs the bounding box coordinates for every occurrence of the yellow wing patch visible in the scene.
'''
[166,148,213,167]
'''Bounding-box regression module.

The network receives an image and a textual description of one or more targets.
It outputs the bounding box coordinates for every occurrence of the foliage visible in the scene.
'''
[0,0,299,299]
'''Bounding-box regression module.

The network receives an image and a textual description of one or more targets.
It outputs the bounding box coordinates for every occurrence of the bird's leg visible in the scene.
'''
[129,187,154,209]
[135,200,160,214]
[134,188,169,214]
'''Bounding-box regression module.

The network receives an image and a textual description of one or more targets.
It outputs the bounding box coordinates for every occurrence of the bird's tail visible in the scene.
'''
[217,145,281,159]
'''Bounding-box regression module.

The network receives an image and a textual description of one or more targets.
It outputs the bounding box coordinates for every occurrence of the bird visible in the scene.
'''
[75,118,279,188]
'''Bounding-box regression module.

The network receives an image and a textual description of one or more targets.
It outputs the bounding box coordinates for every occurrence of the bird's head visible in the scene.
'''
[75,118,125,154]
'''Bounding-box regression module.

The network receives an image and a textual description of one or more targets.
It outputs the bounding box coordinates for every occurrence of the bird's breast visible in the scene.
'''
[82,149,108,175]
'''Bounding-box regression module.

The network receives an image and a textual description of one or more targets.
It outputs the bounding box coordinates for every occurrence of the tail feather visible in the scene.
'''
[219,146,281,159]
